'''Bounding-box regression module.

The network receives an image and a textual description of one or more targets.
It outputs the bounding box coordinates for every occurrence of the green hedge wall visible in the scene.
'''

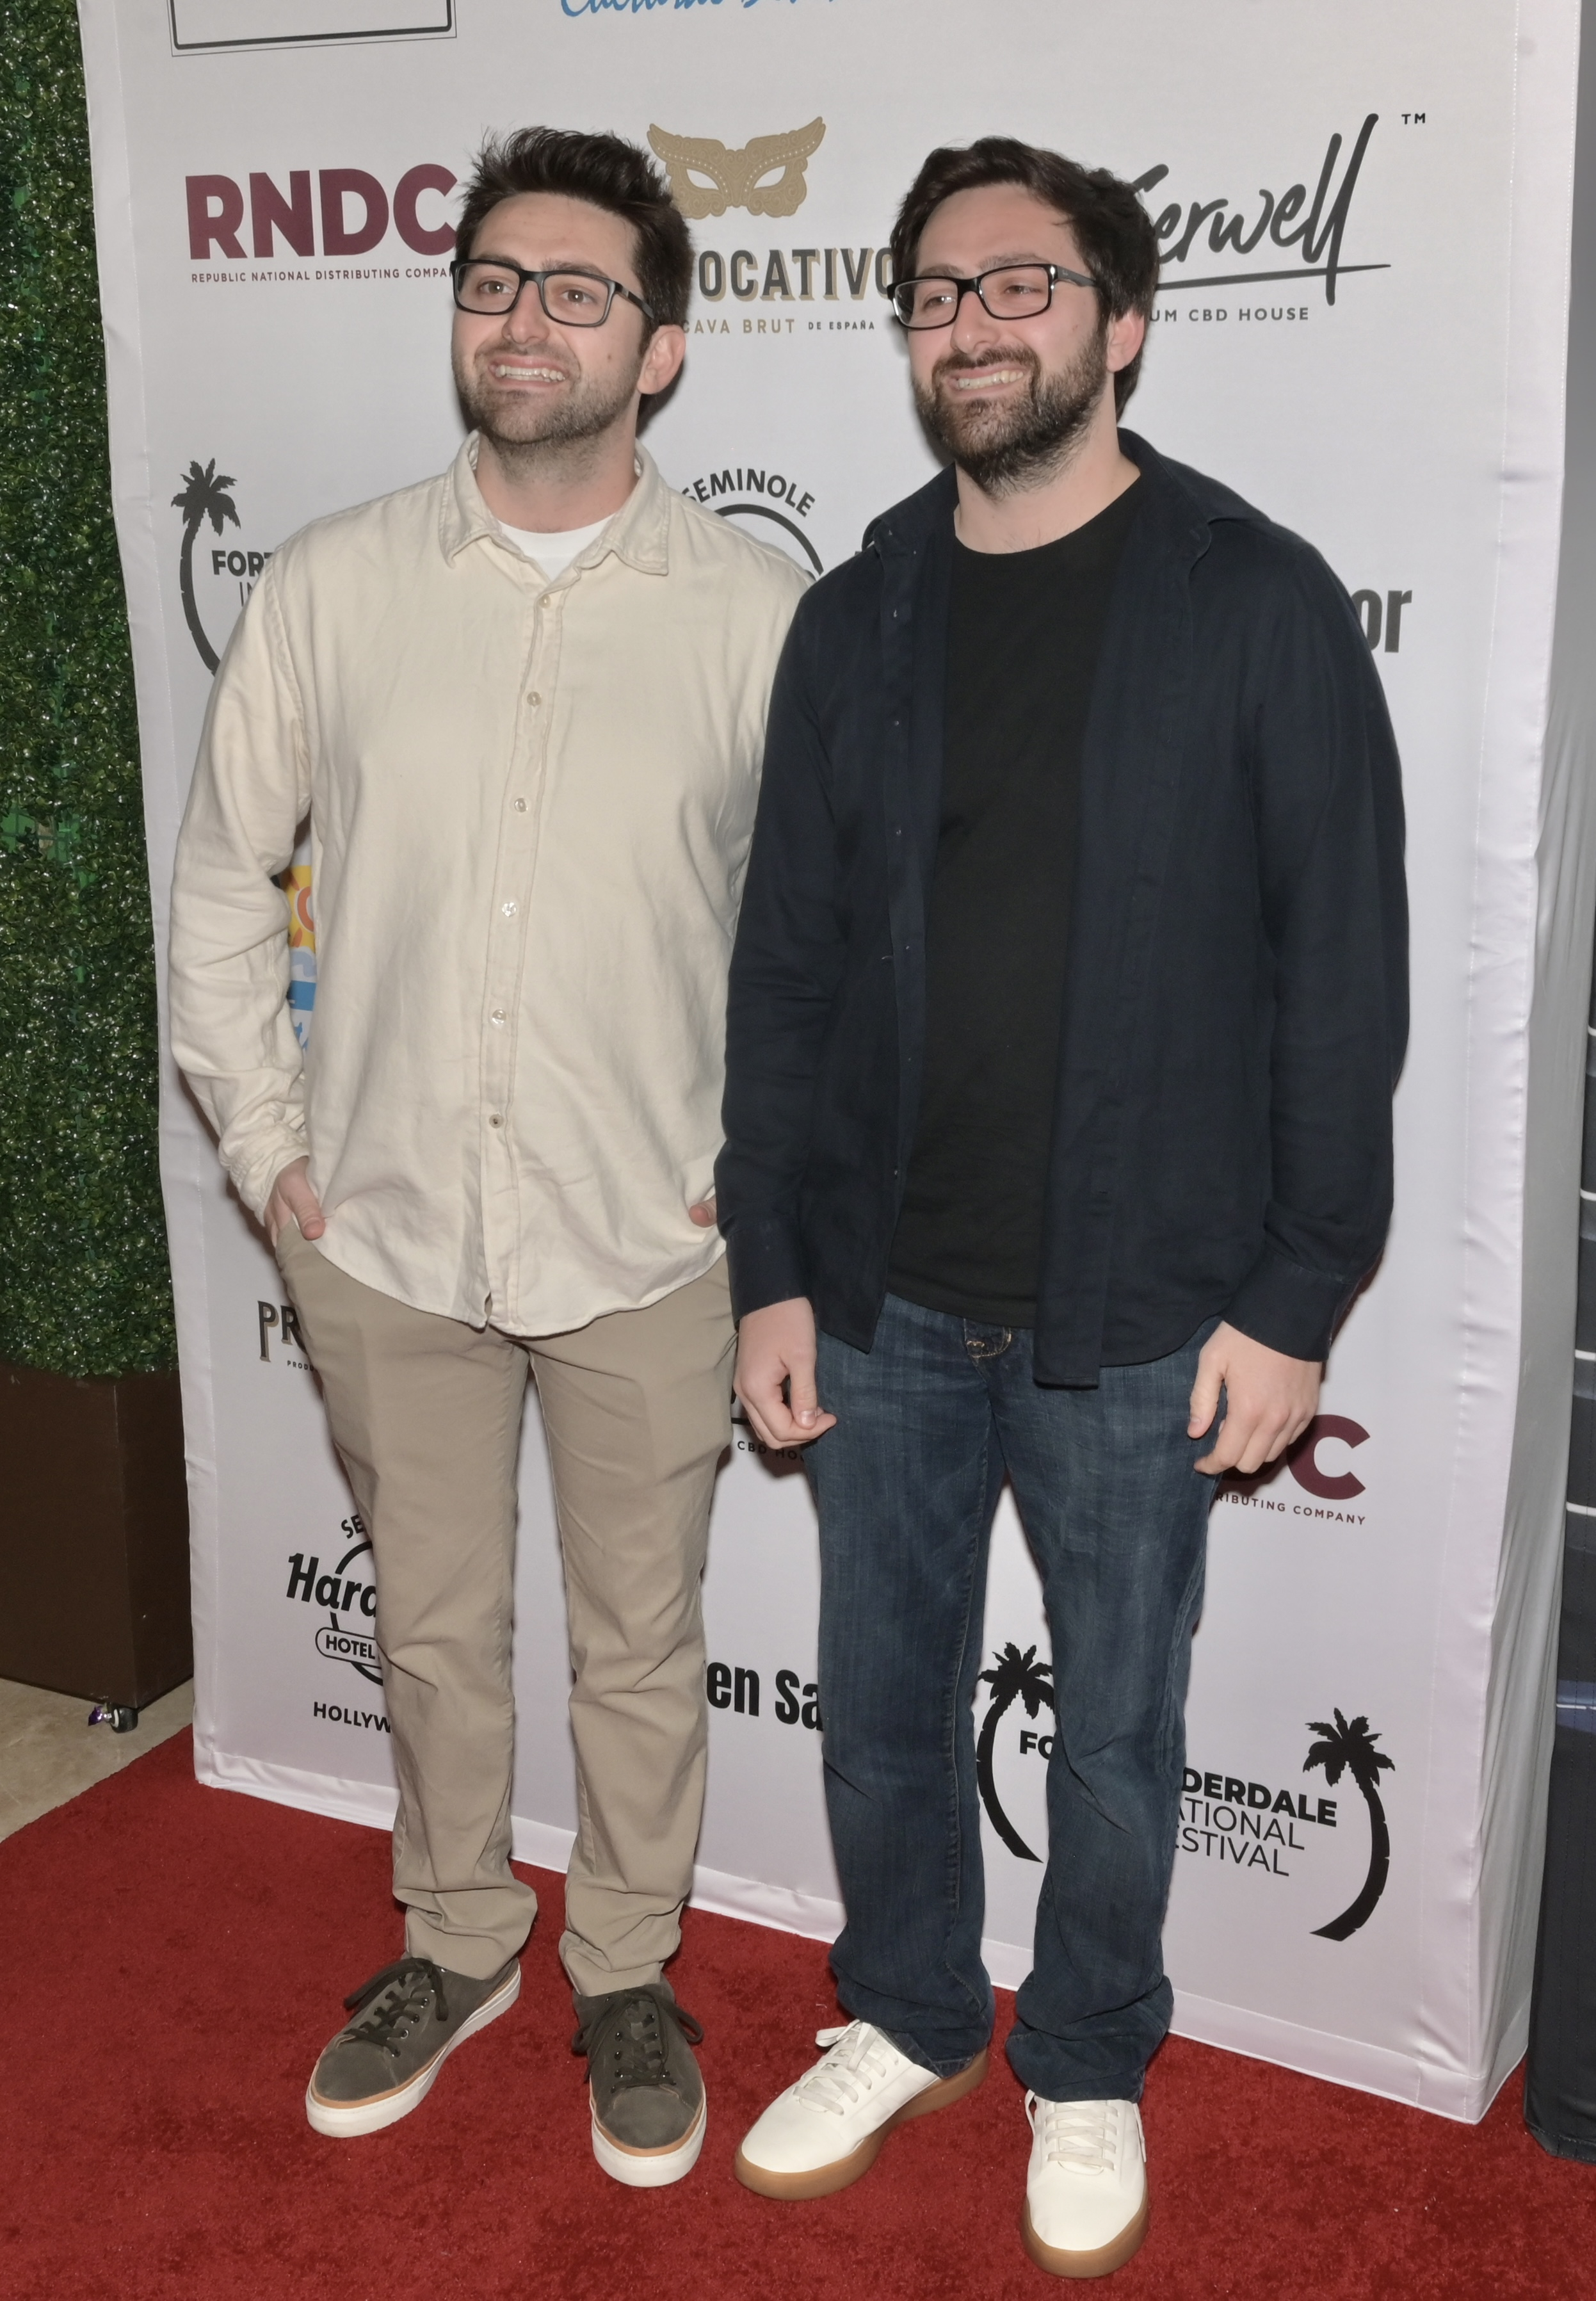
[0,0,175,1376]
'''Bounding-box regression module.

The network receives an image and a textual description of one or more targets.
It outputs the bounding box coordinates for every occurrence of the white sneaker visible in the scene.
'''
[735,2021,988,2199]
[1022,2095,1149,2278]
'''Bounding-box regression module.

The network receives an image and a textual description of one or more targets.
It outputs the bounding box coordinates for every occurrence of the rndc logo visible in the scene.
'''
[186,165,456,261]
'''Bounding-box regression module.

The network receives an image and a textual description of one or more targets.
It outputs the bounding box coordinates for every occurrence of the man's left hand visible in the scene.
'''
[1189,1322,1320,1476]
[688,1194,717,1229]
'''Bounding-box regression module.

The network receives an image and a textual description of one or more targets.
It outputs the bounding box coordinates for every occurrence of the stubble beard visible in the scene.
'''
[914,322,1111,497]
[454,343,644,477]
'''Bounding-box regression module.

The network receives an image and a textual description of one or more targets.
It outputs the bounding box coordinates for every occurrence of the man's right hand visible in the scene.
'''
[265,1155,326,1247]
[735,1296,837,1450]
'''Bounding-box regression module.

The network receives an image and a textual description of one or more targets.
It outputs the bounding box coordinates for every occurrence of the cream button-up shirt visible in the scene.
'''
[169,438,809,1336]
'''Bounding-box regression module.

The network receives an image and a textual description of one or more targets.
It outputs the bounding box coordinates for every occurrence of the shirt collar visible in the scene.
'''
[440,433,671,575]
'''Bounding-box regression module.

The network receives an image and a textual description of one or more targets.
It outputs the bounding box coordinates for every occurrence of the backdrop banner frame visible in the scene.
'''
[77,0,1595,2121]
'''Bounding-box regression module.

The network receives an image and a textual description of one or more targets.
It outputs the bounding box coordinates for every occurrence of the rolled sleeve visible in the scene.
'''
[168,563,312,1218]
[717,610,847,1320]
[1223,545,1408,1360]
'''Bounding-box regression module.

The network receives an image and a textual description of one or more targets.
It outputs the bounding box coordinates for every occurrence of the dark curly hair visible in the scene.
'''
[455,127,693,333]
[889,137,1161,411]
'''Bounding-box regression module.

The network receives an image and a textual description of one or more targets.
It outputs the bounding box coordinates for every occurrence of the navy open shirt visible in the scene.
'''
[716,430,1408,1386]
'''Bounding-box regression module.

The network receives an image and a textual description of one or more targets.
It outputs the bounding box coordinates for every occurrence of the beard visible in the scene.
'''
[914,321,1110,496]
[453,341,644,467]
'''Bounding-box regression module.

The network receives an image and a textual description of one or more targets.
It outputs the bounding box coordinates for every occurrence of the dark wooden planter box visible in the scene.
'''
[0,1360,191,1708]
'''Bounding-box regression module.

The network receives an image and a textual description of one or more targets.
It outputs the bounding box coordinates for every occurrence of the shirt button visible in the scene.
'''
[502,900,518,917]
[490,1009,506,1026]
[526,691,541,706]
[512,798,527,812]
[488,1113,503,1127]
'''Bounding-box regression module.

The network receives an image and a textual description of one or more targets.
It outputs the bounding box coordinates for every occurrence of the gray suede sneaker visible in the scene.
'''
[573,1981,707,2188]
[305,1954,520,2136]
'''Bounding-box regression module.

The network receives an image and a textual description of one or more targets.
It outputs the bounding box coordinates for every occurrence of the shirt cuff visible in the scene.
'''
[224,1124,311,1222]
[1223,1248,1349,1364]
[724,1213,810,1321]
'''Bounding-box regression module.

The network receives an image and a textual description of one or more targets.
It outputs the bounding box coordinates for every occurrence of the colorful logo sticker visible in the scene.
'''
[283,863,316,1048]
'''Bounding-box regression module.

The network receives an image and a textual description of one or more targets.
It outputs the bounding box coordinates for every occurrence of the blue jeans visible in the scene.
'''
[809,1295,1218,2104]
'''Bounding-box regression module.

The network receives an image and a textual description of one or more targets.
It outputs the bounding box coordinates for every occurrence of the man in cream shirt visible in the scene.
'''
[169,125,805,2182]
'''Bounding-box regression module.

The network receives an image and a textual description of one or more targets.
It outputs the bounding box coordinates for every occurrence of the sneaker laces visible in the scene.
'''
[791,2022,908,2117]
[340,1957,449,2058]
[572,1990,705,2095]
[1026,2094,1122,2175]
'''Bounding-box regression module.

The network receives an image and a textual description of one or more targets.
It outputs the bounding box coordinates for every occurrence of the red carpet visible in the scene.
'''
[3,1734,1592,2300]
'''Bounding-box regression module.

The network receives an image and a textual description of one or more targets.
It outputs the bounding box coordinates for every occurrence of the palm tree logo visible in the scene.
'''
[976,1643,1055,1861]
[172,459,239,673]
[1304,1709,1395,1940]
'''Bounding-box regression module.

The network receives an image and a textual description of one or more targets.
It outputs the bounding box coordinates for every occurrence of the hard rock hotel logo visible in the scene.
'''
[286,1517,382,1690]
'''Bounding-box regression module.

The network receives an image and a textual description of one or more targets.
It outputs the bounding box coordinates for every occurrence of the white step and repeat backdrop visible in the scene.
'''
[80,0,1594,2122]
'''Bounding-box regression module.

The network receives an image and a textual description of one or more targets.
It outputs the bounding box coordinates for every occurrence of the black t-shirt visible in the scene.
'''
[886,481,1142,1327]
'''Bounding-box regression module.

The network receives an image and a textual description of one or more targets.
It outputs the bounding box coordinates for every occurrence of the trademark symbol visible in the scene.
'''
[1401,113,1427,125]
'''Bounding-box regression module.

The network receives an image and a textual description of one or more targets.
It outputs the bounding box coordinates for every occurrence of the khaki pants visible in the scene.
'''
[276,1225,734,1993]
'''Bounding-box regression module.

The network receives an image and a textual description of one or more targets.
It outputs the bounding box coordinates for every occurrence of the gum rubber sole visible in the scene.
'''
[1021,2192,1150,2280]
[305,1962,521,2138]
[734,2046,990,2200]
[591,2093,707,2189]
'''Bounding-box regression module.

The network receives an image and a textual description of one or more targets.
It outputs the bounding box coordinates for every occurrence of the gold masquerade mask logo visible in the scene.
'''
[647,118,826,220]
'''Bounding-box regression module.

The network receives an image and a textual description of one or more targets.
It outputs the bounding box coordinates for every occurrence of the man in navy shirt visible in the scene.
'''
[717,137,1405,2277]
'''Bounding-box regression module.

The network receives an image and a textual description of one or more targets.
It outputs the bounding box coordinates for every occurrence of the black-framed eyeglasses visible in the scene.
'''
[890,262,1097,330]
[450,257,656,328]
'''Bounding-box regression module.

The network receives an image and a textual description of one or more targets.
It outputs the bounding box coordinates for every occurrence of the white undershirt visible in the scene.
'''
[499,514,613,579]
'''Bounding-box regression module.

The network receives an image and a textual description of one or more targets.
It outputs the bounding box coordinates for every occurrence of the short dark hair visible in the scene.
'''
[455,126,693,333]
[889,137,1160,412]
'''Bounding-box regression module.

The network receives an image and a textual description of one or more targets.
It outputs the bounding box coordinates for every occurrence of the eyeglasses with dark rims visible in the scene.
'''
[889,262,1098,330]
[450,257,657,328]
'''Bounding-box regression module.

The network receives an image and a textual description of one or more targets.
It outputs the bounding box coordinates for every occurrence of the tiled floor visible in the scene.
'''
[0,1675,194,1844]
